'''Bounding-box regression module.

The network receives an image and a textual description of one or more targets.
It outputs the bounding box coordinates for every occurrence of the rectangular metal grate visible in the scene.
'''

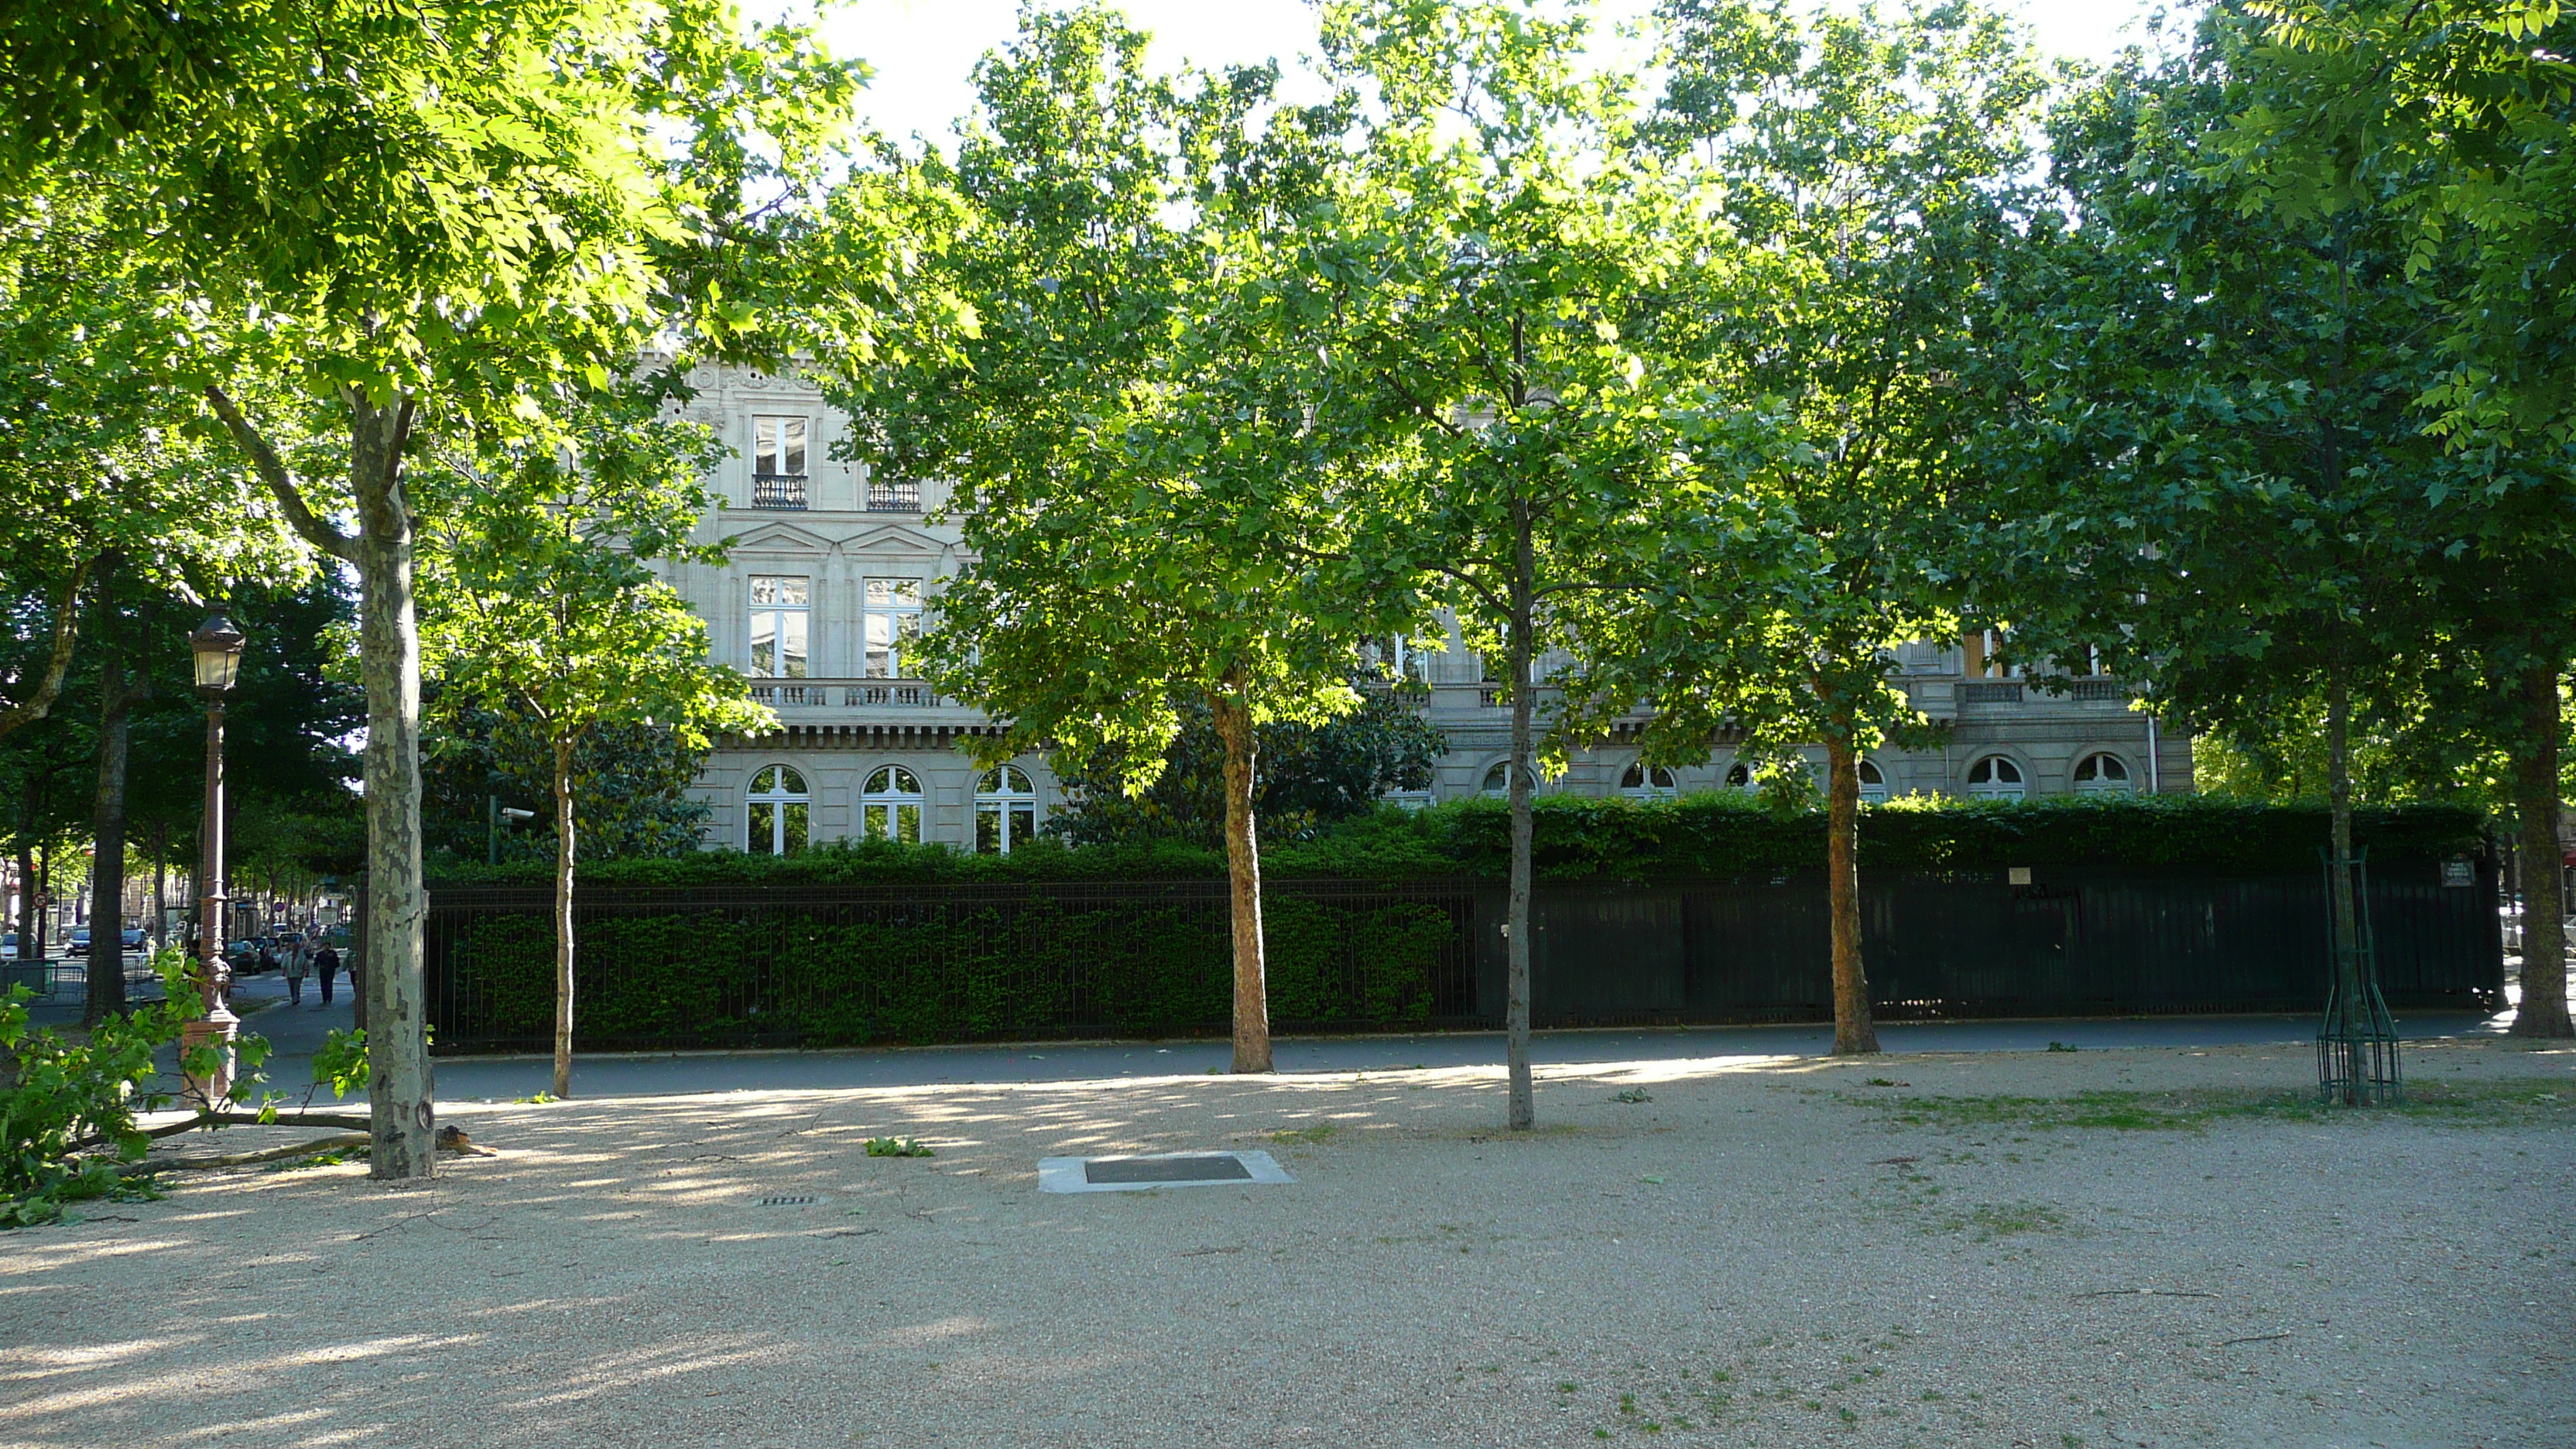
[757,1194,817,1206]
[1084,1155,1252,1186]
[1040,1149,1293,1194]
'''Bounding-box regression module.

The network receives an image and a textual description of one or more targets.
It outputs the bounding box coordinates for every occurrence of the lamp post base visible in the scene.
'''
[181,1007,241,1105]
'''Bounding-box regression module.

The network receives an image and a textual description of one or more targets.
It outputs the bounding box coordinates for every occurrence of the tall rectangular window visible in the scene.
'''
[863,579,923,678]
[749,576,809,679]
[753,416,807,477]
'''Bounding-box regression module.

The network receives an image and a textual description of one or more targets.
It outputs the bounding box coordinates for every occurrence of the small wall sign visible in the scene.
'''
[2008,867,2033,886]
[2440,858,2475,888]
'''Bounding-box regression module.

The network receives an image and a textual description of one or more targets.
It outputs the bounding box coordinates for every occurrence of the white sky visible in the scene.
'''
[782,0,2186,146]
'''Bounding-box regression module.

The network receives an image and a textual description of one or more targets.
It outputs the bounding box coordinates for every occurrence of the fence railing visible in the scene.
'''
[752,473,809,509]
[423,861,2502,1053]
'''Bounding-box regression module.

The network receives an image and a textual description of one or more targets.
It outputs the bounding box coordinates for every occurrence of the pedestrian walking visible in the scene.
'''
[279,938,309,1005]
[314,943,341,1005]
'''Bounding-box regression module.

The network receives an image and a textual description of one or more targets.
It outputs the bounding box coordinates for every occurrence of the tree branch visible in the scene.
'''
[0,554,94,744]
[204,385,360,564]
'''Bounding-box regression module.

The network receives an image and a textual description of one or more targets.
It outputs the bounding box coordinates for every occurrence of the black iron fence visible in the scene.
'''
[423,860,2501,1053]
[1502,862,2502,1028]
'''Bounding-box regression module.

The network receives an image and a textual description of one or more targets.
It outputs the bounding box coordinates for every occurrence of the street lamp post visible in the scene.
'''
[181,615,245,1105]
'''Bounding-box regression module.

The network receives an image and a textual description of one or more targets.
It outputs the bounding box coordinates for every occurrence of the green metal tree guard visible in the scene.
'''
[2317,848,2401,1105]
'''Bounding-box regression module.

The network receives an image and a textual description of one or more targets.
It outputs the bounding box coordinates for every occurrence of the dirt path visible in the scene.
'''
[5,1038,2570,1448]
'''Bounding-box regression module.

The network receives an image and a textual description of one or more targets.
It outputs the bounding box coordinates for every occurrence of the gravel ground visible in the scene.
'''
[4,1037,2570,1449]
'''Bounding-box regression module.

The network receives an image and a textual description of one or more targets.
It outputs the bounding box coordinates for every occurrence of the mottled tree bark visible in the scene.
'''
[214,383,433,1176]
[1210,687,1272,1074]
[1505,495,1536,1132]
[348,396,437,1178]
[553,733,579,1097]
[85,553,139,1025]
[1823,721,1879,1055]
[2509,663,2573,1038]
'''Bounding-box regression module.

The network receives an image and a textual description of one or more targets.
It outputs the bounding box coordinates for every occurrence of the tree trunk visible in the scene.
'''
[553,733,578,1097]
[351,869,368,1034]
[151,820,167,954]
[13,840,35,971]
[2325,666,2359,1007]
[85,554,133,1024]
[351,396,436,1180]
[1823,721,1880,1054]
[1210,687,1272,1073]
[1505,499,1536,1132]
[2509,662,2572,1037]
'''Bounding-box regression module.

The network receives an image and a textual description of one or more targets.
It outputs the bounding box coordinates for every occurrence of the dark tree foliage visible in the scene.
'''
[1046,688,1442,851]
[423,707,714,867]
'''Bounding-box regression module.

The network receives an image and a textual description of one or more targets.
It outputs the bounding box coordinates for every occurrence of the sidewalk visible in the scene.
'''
[245,1004,2511,1104]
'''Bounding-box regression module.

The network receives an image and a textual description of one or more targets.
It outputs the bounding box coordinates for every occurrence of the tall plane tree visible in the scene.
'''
[821,7,1398,1073]
[1558,0,2051,1056]
[1973,7,2452,1048]
[423,402,769,1098]
[1292,0,1726,1120]
[2215,0,2576,1033]
[0,0,872,1175]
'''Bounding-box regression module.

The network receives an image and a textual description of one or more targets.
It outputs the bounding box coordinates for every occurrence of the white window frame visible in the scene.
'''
[747,766,810,855]
[975,766,1040,855]
[862,766,925,843]
[748,576,810,680]
[1618,762,1679,801]
[753,416,808,478]
[1858,758,1889,804]
[1965,755,2026,801]
[863,578,923,680]
[2073,752,2133,796]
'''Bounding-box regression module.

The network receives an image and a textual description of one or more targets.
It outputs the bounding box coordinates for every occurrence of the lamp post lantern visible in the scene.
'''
[182,614,246,1104]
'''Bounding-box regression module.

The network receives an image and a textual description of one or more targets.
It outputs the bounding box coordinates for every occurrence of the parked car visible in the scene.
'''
[67,927,91,957]
[122,927,147,953]
[2,932,15,961]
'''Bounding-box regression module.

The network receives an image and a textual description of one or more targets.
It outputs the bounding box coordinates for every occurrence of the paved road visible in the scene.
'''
[222,1002,2507,1104]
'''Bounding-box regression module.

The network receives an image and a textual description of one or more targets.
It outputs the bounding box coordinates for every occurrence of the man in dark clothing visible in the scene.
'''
[313,944,341,1005]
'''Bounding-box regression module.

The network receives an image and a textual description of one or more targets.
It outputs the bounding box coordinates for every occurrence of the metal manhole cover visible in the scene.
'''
[757,1194,817,1206]
[1037,1150,1293,1194]
[1088,1154,1252,1185]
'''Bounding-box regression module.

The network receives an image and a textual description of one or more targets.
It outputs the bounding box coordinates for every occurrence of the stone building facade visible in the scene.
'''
[656,363,2191,855]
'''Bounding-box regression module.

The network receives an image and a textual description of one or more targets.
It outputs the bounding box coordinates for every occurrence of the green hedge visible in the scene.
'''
[432,795,2485,890]
[440,889,1454,1049]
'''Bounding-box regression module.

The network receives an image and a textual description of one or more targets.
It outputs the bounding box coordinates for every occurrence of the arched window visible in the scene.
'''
[1619,762,1678,801]
[2073,753,2132,796]
[1724,762,1753,790]
[1858,758,1889,804]
[975,766,1039,855]
[1965,755,2025,801]
[862,766,924,843]
[1481,759,1557,798]
[747,766,809,855]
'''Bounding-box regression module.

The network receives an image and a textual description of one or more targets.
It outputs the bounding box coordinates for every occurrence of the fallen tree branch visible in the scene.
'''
[132,1134,370,1173]
[202,1111,372,1132]
[72,1110,375,1153]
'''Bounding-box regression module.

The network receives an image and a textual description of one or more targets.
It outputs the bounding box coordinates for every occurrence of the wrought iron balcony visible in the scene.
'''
[1959,680,2025,704]
[866,479,922,512]
[2071,678,2127,701]
[752,473,809,509]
